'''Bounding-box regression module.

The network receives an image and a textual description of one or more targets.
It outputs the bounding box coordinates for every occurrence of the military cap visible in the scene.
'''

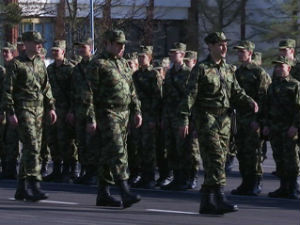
[272,56,293,66]
[184,50,198,60]
[138,45,153,55]
[279,39,296,49]
[104,29,127,44]
[234,40,255,51]
[52,40,66,50]
[17,37,24,45]
[204,32,229,44]
[40,48,47,56]
[2,42,16,51]
[74,37,93,46]
[22,31,45,43]
[153,59,163,69]
[169,42,186,52]
[124,52,138,60]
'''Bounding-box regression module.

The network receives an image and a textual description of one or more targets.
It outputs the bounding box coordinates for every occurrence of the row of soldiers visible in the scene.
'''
[0,30,299,214]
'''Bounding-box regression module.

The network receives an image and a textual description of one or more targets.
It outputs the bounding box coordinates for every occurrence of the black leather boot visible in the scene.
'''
[214,186,238,214]
[199,187,218,214]
[96,184,122,207]
[231,175,249,195]
[43,161,62,182]
[27,176,48,201]
[118,180,141,208]
[268,177,289,198]
[70,161,80,179]
[14,179,32,201]
[288,177,300,200]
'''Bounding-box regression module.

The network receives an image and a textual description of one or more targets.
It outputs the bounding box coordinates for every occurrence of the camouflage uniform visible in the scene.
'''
[47,40,78,180]
[162,42,192,190]
[0,66,6,172]
[1,32,55,182]
[265,57,300,199]
[131,46,162,188]
[70,39,97,180]
[179,32,255,214]
[232,41,271,195]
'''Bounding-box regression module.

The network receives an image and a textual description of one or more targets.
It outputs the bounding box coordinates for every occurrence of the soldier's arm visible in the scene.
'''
[2,62,17,115]
[129,77,141,115]
[43,65,56,112]
[151,70,163,122]
[178,64,201,126]
[292,82,300,128]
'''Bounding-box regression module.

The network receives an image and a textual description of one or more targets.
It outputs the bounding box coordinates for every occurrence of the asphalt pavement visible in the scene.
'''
[0,142,299,225]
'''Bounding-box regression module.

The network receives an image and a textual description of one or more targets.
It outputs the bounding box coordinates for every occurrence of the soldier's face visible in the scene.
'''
[106,41,125,58]
[2,49,14,62]
[78,44,92,57]
[128,59,139,72]
[209,41,227,59]
[238,49,252,63]
[24,41,42,55]
[279,48,294,60]
[51,48,65,60]
[169,51,185,64]
[274,63,290,78]
[17,43,25,52]
[138,54,151,67]
[184,59,196,69]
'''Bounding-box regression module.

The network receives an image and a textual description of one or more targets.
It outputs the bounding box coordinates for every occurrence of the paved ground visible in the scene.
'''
[0,143,299,225]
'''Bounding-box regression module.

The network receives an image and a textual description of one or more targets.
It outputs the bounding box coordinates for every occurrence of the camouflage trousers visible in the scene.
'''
[195,110,231,188]
[40,120,51,163]
[16,106,44,181]
[48,108,78,164]
[3,122,20,164]
[235,118,263,178]
[127,118,141,176]
[164,113,190,173]
[156,124,169,177]
[269,129,300,178]
[96,110,130,185]
[75,112,98,167]
[186,124,201,173]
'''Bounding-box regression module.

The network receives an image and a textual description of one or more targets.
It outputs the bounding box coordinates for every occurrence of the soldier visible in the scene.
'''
[1,31,57,201]
[68,37,97,185]
[86,29,142,208]
[231,40,271,196]
[0,42,20,180]
[0,65,5,176]
[178,32,258,214]
[184,51,198,69]
[161,42,192,191]
[263,56,300,200]
[124,52,139,72]
[252,51,262,66]
[45,40,78,183]
[131,45,162,189]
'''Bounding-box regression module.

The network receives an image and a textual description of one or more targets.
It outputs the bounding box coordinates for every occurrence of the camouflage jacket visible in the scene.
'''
[86,50,141,117]
[291,59,300,81]
[235,62,271,121]
[179,55,254,126]
[162,63,191,118]
[70,56,94,121]
[47,58,74,109]
[0,65,5,113]
[132,65,162,121]
[2,54,55,115]
[264,75,300,130]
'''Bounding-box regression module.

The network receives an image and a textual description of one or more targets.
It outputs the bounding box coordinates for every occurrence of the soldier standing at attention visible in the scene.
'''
[86,29,142,208]
[231,41,271,196]
[161,42,192,191]
[45,40,79,183]
[178,32,258,214]
[1,31,57,201]
[263,56,300,200]
[131,45,162,189]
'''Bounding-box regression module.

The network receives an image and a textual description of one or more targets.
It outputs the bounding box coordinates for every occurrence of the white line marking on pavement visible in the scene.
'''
[8,198,79,205]
[146,209,198,215]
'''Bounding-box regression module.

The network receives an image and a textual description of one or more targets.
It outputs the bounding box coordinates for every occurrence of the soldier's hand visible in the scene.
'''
[250,121,260,132]
[179,126,189,139]
[262,126,270,137]
[8,114,18,127]
[287,126,298,138]
[251,101,259,113]
[49,110,57,125]
[86,122,97,135]
[134,114,142,128]
[66,112,75,126]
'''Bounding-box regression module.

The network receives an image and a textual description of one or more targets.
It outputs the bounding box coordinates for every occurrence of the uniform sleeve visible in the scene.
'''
[129,77,141,115]
[292,83,300,128]
[2,62,17,115]
[151,70,163,122]
[42,64,56,111]
[178,64,201,126]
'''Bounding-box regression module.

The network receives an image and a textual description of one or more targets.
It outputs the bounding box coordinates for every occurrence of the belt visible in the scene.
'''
[202,107,229,115]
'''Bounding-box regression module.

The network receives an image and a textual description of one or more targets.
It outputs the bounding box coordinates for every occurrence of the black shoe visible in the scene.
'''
[188,176,198,189]
[288,177,300,200]
[157,175,173,187]
[214,187,238,214]
[14,179,33,201]
[27,177,48,201]
[268,178,289,198]
[231,179,249,196]
[118,180,141,208]
[199,187,219,214]
[96,185,122,207]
